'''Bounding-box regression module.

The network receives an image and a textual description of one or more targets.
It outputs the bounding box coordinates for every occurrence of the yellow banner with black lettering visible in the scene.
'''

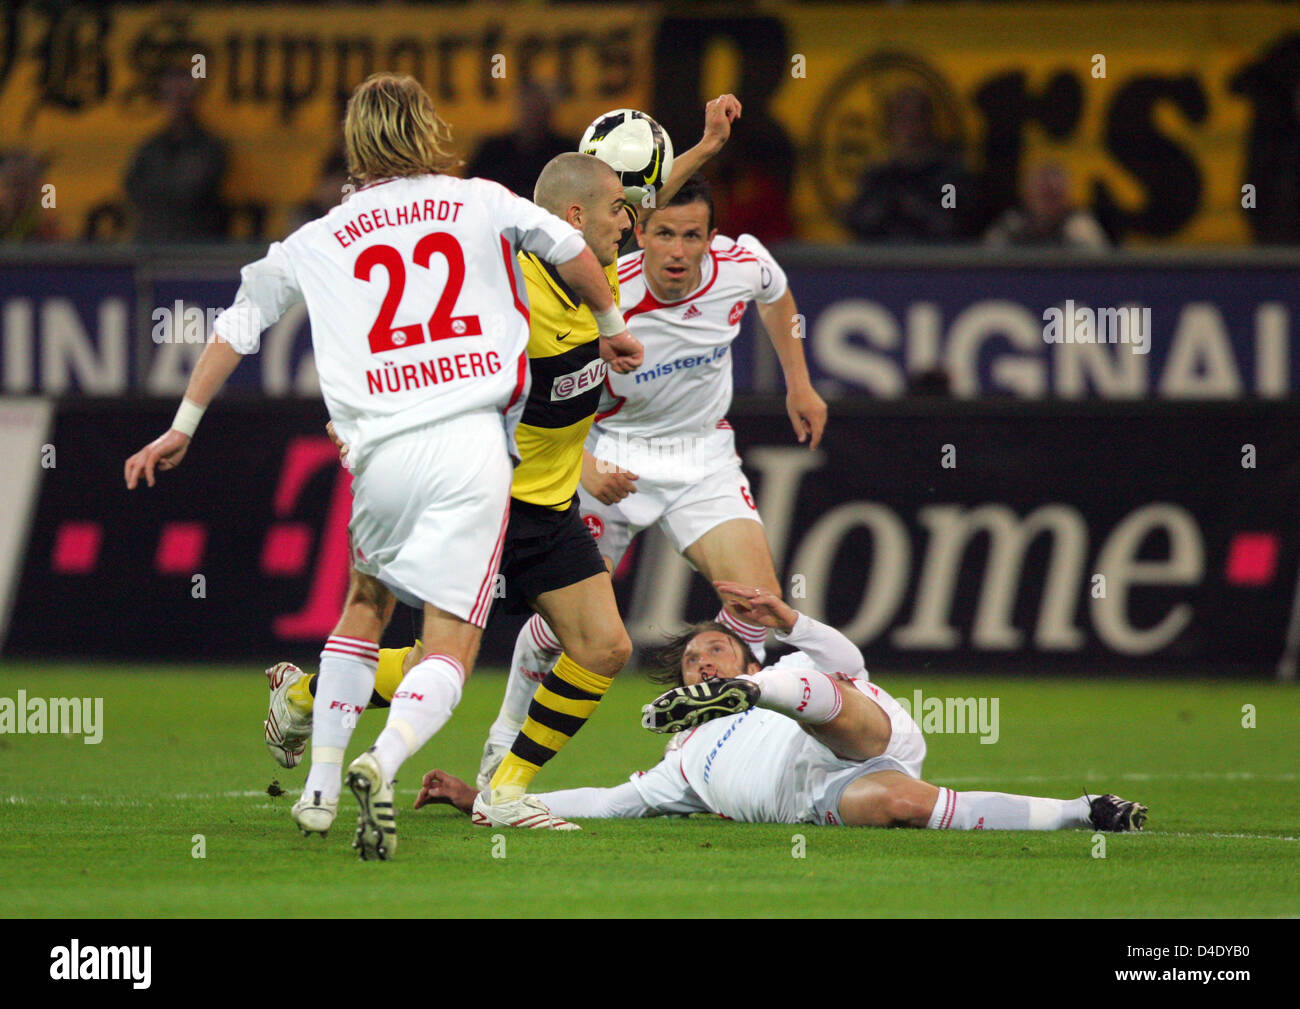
[728,2,1300,244]
[1,4,652,241]
[4,3,1298,245]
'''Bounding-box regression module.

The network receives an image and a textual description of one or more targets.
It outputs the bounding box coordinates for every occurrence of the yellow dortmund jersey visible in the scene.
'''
[511,254,621,508]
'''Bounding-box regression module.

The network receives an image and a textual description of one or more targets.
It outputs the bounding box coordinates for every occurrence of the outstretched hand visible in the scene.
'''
[713,581,798,633]
[413,768,476,813]
[124,429,191,489]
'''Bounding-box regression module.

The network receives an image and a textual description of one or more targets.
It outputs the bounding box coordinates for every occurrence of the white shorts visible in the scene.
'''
[805,678,927,826]
[348,409,512,627]
[579,428,762,565]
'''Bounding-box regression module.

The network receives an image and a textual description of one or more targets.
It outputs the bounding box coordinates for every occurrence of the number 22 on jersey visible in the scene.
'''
[354,231,483,354]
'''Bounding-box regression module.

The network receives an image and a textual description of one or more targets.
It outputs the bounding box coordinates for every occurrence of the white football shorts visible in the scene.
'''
[579,428,763,565]
[805,678,927,827]
[348,408,512,627]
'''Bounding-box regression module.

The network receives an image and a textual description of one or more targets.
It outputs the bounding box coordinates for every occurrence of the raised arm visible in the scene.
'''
[774,611,868,679]
[714,581,867,677]
[652,94,742,209]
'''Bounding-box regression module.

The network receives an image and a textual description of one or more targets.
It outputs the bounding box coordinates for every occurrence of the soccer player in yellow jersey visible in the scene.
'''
[263,95,743,832]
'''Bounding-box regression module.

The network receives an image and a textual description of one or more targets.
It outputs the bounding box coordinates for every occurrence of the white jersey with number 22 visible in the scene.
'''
[213,174,586,467]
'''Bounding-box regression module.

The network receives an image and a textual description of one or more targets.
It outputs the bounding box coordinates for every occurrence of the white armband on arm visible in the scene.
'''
[593,303,626,337]
[171,397,205,437]
[773,612,868,677]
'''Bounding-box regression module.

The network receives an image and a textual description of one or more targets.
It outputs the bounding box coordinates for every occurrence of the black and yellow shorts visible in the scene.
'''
[498,494,607,614]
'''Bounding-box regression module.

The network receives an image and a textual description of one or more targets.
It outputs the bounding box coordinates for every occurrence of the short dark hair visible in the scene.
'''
[646,172,713,231]
[642,620,757,688]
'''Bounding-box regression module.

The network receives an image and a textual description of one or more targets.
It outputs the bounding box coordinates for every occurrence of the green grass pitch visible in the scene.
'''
[1,663,1297,918]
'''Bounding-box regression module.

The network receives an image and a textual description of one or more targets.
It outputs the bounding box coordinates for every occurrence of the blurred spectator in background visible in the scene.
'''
[711,122,795,245]
[287,148,352,233]
[0,149,58,242]
[125,65,228,242]
[843,85,969,243]
[466,81,570,195]
[984,162,1109,249]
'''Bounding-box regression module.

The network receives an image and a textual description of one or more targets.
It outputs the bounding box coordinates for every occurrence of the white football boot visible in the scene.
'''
[264,662,313,768]
[291,789,338,837]
[346,748,397,861]
[471,791,580,831]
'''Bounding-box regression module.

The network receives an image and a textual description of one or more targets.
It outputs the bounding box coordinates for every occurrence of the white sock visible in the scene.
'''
[927,787,1092,831]
[487,614,561,749]
[717,607,767,664]
[746,667,843,725]
[304,636,378,801]
[371,654,465,782]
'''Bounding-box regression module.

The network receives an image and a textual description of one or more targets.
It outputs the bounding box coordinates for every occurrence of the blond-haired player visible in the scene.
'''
[125,73,641,859]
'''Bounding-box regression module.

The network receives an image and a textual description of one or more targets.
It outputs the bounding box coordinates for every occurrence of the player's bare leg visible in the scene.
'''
[479,556,617,787]
[797,684,894,762]
[836,771,941,827]
[479,572,629,828]
[293,570,394,836]
[837,770,1145,832]
[684,518,781,661]
[530,570,630,680]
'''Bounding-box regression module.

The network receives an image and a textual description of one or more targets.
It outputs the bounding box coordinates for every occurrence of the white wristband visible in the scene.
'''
[171,397,206,437]
[593,304,626,338]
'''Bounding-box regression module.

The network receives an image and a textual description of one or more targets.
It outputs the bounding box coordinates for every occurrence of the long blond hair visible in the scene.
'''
[344,73,461,184]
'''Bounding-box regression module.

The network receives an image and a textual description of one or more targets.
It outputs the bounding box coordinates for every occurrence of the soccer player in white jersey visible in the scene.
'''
[478,173,827,787]
[420,584,1148,833]
[123,73,641,859]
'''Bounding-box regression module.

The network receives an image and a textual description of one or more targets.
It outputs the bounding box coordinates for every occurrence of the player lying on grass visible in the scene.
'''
[414,583,1149,832]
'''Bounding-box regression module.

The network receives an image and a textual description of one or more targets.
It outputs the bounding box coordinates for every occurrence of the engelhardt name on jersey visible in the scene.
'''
[213,174,586,468]
[590,233,787,479]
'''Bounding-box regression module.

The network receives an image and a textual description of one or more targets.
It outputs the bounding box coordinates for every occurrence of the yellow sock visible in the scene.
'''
[489,653,613,802]
[373,645,416,705]
[292,642,419,713]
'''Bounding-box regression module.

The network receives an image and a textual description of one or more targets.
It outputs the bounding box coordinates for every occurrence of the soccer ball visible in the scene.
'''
[579,109,674,206]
